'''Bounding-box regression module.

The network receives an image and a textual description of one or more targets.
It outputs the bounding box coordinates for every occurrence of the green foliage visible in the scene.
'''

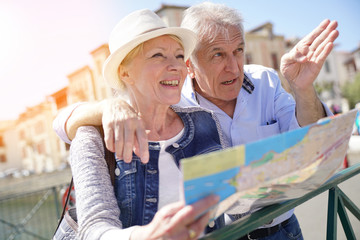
[314,81,334,95]
[342,73,360,109]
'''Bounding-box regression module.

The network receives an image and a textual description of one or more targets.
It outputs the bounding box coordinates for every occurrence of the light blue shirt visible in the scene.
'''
[178,64,301,146]
[177,64,332,227]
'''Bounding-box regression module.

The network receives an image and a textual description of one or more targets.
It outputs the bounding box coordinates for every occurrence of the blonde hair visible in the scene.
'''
[116,35,184,92]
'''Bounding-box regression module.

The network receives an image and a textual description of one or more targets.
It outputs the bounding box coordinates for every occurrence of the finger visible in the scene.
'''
[144,202,185,239]
[159,201,185,217]
[114,123,124,160]
[123,120,136,163]
[315,42,334,66]
[309,20,338,56]
[301,19,331,47]
[133,137,149,164]
[186,211,212,239]
[104,124,115,153]
[171,195,219,227]
[313,29,339,60]
[295,19,331,57]
[136,123,149,163]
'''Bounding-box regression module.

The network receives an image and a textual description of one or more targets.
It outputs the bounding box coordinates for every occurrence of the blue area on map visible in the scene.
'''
[184,167,239,204]
[245,125,311,165]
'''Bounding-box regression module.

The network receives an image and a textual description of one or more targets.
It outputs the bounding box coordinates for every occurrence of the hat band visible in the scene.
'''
[140,26,166,35]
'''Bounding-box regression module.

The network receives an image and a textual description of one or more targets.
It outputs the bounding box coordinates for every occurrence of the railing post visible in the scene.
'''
[52,186,61,219]
[337,193,356,240]
[338,187,360,221]
[327,187,338,240]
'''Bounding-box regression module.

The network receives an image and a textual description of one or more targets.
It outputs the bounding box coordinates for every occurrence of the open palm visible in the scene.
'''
[281,19,339,93]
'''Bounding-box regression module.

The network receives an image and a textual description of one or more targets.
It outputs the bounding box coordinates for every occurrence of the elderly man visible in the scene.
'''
[54,2,338,239]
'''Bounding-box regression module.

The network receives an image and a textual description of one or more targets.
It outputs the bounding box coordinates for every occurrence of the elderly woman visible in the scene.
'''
[69,9,226,240]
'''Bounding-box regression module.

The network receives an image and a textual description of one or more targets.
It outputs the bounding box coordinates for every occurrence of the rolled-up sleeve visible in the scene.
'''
[53,102,84,144]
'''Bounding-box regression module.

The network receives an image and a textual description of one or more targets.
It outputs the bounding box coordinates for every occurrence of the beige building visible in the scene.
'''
[245,22,290,92]
[344,44,360,82]
[90,44,113,100]
[49,87,70,167]
[16,101,61,174]
[0,120,22,173]
[67,66,96,104]
[2,4,358,176]
[155,4,186,27]
[67,44,113,105]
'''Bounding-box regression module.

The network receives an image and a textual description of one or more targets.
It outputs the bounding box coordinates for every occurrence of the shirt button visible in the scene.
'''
[172,143,180,148]
[115,168,120,176]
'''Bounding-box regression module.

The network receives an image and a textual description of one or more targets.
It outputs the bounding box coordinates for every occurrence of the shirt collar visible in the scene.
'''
[242,73,255,94]
[190,73,255,104]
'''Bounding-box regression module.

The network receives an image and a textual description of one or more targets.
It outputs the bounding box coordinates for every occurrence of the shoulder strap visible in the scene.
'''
[54,178,74,235]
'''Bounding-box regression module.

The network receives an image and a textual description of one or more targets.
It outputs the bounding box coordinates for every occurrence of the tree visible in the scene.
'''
[342,72,360,109]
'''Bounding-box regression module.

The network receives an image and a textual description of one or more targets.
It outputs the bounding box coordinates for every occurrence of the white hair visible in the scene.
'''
[181,2,245,64]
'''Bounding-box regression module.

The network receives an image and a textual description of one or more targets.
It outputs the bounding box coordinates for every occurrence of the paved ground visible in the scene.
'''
[295,151,360,239]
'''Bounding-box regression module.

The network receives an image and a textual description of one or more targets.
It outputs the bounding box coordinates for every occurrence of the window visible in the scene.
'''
[34,121,45,134]
[37,141,46,154]
[324,60,331,73]
[19,130,25,140]
[271,53,279,70]
[22,148,27,158]
[245,53,253,65]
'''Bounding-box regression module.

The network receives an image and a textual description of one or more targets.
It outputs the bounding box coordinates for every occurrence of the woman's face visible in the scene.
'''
[122,35,187,107]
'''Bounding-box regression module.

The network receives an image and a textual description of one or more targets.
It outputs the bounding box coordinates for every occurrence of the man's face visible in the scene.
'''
[188,25,245,108]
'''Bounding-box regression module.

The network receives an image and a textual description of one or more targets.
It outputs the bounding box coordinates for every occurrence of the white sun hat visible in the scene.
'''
[103,9,197,90]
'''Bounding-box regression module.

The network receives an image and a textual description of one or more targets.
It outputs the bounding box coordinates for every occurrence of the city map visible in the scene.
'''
[180,109,358,218]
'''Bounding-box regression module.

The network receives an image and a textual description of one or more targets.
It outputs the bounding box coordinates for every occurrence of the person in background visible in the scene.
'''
[68,8,228,240]
[54,2,338,239]
[355,103,360,135]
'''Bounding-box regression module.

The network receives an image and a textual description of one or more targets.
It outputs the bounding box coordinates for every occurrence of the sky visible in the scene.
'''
[0,0,359,121]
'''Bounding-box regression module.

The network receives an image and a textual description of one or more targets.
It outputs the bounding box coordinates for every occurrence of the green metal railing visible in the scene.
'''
[202,162,360,240]
[0,185,67,240]
[0,164,358,239]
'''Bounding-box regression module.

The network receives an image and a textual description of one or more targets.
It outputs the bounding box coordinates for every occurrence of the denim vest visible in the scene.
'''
[113,106,227,231]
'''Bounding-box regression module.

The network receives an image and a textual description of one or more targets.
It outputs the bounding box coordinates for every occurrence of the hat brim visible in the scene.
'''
[103,27,197,90]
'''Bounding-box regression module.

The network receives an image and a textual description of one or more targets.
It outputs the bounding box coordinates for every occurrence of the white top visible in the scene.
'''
[156,128,184,210]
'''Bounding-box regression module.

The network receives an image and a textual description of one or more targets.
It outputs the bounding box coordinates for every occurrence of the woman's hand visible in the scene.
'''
[102,98,149,163]
[131,195,219,240]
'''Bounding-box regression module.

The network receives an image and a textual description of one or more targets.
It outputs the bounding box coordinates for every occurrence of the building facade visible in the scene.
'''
[16,101,61,174]
[1,4,358,176]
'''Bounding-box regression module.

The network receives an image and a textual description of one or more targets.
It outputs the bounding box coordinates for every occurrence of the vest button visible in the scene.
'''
[115,168,120,176]
[147,169,157,174]
[208,220,215,228]
[146,198,157,203]
[172,143,180,148]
